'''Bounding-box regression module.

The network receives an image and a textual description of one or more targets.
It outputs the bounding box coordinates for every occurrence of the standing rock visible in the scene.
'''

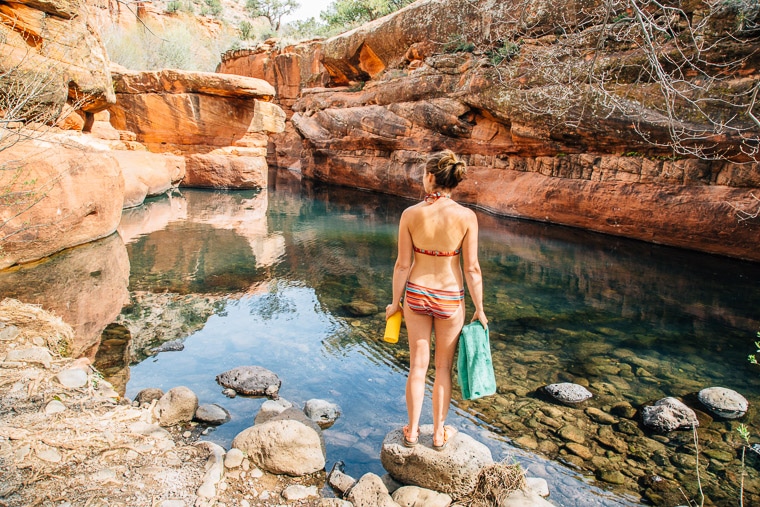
[380,425,492,499]
[543,383,593,404]
[697,387,749,419]
[154,386,199,427]
[642,397,699,432]
[346,473,400,507]
[216,366,281,398]
[304,399,341,428]
[231,419,325,476]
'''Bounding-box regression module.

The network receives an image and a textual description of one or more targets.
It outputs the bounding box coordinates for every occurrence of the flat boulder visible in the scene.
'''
[231,418,325,476]
[543,383,593,404]
[642,397,699,432]
[195,404,231,425]
[380,425,492,499]
[216,366,281,398]
[697,387,748,419]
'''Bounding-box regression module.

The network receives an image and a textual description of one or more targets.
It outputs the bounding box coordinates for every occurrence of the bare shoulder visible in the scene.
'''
[453,202,477,221]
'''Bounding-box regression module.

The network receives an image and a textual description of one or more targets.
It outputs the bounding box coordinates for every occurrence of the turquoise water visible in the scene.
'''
[9,173,757,506]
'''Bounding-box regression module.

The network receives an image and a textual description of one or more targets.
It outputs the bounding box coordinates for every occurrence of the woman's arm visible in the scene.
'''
[462,210,488,328]
[387,209,414,319]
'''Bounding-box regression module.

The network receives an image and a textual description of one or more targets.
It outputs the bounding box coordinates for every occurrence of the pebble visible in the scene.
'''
[224,448,245,468]
[45,400,66,415]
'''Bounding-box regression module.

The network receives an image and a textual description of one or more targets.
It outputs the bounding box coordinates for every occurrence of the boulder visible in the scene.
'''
[697,387,749,419]
[183,154,267,189]
[392,485,452,507]
[380,425,492,499]
[110,151,185,208]
[231,418,325,476]
[134,388,164,407]
[154,386,199,427]
[543,383,593,404]
[642,397,699,432]
[216,365,281,397]
[0,142,124,269]
[195,404,231,425]
[500,488,557,507]
[304,399,341,429]
[254,398,294,424]
[346,473,400,507]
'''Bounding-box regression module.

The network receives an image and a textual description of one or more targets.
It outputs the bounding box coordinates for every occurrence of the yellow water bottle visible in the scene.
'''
[384,304,403,343]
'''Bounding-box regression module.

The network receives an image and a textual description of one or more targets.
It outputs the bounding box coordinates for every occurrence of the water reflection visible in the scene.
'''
[0,233,130,358]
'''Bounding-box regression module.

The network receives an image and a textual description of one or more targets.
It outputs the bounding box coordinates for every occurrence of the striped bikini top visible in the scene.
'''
[413,245,461,257]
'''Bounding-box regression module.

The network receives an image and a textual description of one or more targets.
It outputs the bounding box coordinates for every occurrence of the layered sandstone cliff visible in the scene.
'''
[218,0,760,261]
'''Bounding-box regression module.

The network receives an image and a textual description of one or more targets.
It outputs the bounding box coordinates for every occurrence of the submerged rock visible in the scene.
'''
[641,397,699,432]
[216,365,281,398]
[697,387,748,419]
[543,383,593,404]
[304,399,341,429]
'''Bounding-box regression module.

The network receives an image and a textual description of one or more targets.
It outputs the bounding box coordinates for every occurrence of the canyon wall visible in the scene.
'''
[218,0,760,261]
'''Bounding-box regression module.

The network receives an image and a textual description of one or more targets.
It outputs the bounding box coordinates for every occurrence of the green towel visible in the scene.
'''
[457,322,496,400]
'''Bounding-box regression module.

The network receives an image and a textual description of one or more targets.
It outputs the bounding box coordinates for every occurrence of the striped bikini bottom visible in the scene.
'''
[405,281,464,320]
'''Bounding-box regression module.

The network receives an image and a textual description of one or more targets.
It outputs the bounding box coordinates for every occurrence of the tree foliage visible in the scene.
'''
[245,0,300,31]
[320,0,414,32]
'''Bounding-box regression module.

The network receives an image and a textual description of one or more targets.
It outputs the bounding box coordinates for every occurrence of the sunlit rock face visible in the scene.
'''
[0,233,130,358]
[218,0,760,261]
[0,141,125,269]
[0,0,115,122]
[107,68,286,190]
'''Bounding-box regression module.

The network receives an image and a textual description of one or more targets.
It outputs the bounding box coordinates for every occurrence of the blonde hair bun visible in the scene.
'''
[427,150,467,189]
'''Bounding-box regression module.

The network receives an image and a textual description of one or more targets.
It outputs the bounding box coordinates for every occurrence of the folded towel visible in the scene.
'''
[457,321,496,400]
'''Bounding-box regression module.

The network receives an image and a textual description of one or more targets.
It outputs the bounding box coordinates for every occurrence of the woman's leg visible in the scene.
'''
[403,304,433,442]
[431,303,465,446]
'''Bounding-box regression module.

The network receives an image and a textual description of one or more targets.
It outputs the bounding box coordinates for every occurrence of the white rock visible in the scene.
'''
[225,448,245,469]
[45,400,67,415]
[543,383,593,404]
[392,485,451,507]
[525,477,550,498]
[698,387,749,419]
[6,347,52,368]
[92,469,117,483]
[37,447,62,463]
[282,485,318,500]
[56,368,88,388]
[254,398,292,425]
[346,473,398,507]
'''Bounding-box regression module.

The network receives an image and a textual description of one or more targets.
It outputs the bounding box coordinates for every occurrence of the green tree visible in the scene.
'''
[320,0,413,31]
[245,0,299,31]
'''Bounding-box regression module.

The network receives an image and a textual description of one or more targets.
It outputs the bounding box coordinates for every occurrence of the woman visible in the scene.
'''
[386,150,488,450]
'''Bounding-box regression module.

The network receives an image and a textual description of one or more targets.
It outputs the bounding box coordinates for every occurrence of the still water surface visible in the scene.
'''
[4,174,759,506]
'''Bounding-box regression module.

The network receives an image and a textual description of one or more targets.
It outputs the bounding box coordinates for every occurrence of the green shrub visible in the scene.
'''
[443,35,475,54]
[487,41,520,65]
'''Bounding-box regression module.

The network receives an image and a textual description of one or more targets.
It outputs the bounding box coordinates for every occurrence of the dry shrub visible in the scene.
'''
[0,298,73,357]
[458,460,527,507]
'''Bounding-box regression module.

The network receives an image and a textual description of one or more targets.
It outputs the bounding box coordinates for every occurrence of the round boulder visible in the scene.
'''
[154,386,198,427]
[697,387,748,419]
[231,419,325,476]
[380,425,492,499]
[134,388,165,407]
[216,366,281,398]
[641,397,699,432]
[543,383,593,404]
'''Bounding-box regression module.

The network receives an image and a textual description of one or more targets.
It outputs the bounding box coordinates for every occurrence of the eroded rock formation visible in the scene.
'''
[218,0,760,261]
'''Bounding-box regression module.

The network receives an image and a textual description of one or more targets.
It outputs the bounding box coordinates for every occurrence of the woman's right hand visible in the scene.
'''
[386,302,402,320]
[471,310,488,329]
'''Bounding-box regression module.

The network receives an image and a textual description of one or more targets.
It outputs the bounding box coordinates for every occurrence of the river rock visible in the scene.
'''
[343,300,379,317]
[231,419,325,476]
[304,399,341,428]
[380,425,492,498]
[134,388,164,407]
[641,397,699,432]
[55,367,89,388]
[392,485,452,507]
[154,386,199,427]
[254,398,293,424]
[216,366,281,398]
[195,403,231,425]
[346,473,400,507]
[697,387,749,419]
[328,468,357,494]
[543,383,593,404]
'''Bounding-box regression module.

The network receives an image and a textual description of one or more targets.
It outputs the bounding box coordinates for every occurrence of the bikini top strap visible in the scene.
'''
[413,245,461,257]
